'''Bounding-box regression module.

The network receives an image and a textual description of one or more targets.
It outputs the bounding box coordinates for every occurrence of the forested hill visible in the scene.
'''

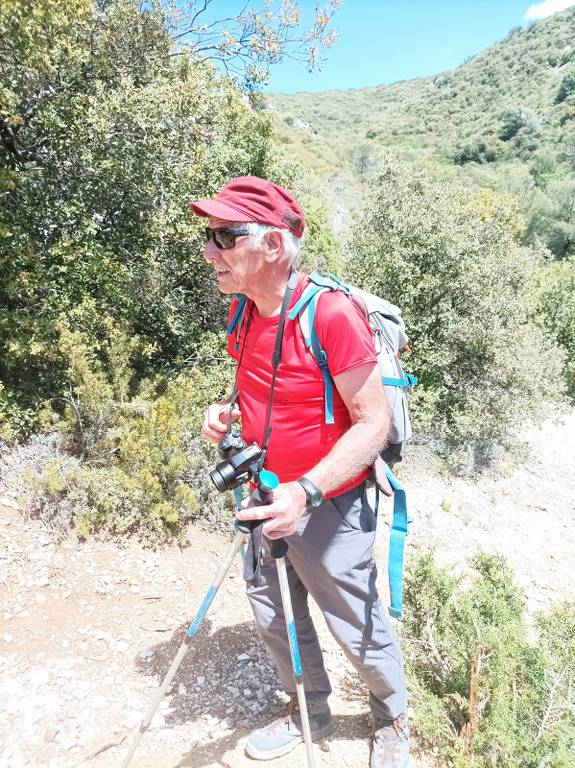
[266,8,575,257]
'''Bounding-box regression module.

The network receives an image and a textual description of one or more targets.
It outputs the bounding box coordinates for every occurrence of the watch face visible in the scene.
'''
[308,487,323,507]
[299,478,323,508]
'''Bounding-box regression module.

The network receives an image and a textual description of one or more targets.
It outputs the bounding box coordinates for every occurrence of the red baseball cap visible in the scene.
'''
[189,176,305,238]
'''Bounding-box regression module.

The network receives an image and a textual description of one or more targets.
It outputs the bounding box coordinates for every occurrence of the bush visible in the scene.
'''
[555,66,575,104]
[534,258,575,398]
[30,323,234,543]
[402,552,575,767]
[0,0,280,437]
[346,155,563,468]
[452,136,503,165]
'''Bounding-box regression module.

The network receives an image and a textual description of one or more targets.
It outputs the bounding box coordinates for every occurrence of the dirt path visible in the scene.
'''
[1,409,574,768]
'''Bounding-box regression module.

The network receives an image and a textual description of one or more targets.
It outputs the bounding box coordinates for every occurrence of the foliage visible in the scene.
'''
[167,0,343,90]
[31,323,234,543]
[267,8,575,258]
[0,0,284,437]
[451,136,503,165]
[524,177,575,259]
[402,552,575,768]
[298,199,342,274]
[555,66,575,103]
[534,258,575,398]
[345,155,563,467]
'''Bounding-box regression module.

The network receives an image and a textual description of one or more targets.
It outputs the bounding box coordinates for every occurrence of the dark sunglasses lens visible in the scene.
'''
[205,228,236,249]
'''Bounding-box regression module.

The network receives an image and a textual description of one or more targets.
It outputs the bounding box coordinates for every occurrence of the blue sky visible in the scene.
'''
[261,0,575,93]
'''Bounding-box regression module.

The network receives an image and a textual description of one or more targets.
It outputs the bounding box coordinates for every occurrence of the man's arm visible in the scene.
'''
[304,361,389,494]
[236,361,389,539]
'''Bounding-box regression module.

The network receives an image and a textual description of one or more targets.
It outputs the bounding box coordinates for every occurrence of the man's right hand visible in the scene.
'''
[201,402,241,444]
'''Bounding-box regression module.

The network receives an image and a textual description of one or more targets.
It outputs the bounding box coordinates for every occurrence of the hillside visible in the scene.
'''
[266,9,575,249]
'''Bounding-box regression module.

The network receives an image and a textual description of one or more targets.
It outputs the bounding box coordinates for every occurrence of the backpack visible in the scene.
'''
[227,271,416,618]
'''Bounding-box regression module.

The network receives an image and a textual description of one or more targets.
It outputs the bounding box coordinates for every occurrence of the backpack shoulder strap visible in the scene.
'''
[385,465,409,619]
[289,273,349,425]
[227,294,250,354]
[227,294,248,335]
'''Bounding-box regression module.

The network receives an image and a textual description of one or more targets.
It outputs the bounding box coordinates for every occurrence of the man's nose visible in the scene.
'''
[203,238,219,261]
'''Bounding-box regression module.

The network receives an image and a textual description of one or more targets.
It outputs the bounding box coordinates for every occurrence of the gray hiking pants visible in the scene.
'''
[246,481,407,721]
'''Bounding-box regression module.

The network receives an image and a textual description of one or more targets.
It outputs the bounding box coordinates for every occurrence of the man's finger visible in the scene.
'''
[262,522,291,539]
[236,507,274,522]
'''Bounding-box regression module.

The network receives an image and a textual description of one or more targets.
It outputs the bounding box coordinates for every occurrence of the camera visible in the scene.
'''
[210,431,263,492]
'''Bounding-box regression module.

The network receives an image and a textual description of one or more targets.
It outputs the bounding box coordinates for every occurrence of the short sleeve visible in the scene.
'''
[314,291,377,377]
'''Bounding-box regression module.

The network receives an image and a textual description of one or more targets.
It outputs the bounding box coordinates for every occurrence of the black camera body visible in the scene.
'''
[210,431,263,492]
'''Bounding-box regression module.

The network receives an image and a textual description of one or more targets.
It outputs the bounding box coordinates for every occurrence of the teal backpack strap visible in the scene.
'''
[227,294,248,335]
[382,372,418,388]
[227,294,249,354]
[385,465,410,619]
[290,281,337,424]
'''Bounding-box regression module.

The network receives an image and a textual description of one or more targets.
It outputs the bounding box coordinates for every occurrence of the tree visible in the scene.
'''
[555,66,575,104]
[0,0,286,432]
[345,154,563,468]
[166,0,343,90]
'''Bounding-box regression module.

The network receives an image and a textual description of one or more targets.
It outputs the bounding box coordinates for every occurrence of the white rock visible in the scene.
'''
[35,593,46,604]
[35,575,50,588]
[138,649,154,662]
[196,676,205,686]
[4,633,13,644]
[3,612,13,621]
[243,688,254,699]
[237,653,250,662]
[114,639,129,653]
[30,668,50,686]
[0,496,19,510]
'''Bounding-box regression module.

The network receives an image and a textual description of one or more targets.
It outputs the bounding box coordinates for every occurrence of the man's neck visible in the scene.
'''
[249,269,297,318]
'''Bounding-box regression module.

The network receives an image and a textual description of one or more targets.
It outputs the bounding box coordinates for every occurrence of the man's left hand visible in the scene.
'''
[236,481,308,539]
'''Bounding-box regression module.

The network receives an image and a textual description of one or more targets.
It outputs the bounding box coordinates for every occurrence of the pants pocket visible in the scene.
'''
[329,482,377,533]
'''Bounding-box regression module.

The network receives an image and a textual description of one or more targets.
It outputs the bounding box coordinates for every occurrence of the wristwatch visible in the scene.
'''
[296,476,324,508]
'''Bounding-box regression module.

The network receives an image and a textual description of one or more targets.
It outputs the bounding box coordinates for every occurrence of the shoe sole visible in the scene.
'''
[245,720,335,761]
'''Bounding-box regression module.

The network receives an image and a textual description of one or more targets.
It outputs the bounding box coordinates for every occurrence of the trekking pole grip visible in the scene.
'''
[236,470,279,536]
[269,538,288,559]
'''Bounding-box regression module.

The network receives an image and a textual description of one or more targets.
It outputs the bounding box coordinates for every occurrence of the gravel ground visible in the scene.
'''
[1,409,574,768]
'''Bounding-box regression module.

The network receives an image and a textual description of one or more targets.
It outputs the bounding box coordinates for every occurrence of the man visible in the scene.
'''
[191,176,409,768]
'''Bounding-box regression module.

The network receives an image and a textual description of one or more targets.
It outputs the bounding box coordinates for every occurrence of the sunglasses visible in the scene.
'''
[204,226,250,250]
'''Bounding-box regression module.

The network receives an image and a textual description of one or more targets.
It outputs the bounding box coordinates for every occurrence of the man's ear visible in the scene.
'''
[264,229,283,262]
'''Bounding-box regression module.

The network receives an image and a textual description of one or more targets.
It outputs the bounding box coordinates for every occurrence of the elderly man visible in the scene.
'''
[191,176,409,768]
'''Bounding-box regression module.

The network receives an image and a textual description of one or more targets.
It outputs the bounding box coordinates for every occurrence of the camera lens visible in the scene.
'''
[209,461,237,492]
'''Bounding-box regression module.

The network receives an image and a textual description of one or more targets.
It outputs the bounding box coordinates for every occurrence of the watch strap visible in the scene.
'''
[296,476,324,507]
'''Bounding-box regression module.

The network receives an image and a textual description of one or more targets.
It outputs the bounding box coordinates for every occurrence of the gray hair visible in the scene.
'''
[234,221,302,266]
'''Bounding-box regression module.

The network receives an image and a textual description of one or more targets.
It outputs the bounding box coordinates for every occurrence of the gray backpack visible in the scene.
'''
[288,272,417,457]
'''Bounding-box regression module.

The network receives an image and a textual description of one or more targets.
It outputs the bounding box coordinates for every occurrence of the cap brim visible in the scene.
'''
[189,199,257,223]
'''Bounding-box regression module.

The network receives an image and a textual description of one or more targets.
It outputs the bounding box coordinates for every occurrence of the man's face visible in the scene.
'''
[203,217,266,296]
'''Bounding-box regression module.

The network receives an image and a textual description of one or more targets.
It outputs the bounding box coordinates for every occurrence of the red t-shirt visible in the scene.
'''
[227,273,378,497]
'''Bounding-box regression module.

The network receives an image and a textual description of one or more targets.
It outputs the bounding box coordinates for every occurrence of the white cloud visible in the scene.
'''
[524,0,575,20]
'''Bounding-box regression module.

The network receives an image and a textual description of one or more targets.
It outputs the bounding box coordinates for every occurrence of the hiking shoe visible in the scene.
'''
[371,714,410,768]
[245,698,334,760]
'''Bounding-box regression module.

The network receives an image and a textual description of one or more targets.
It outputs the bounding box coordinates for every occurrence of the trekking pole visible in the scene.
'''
[238,470,317,768]
[119,527,244,768]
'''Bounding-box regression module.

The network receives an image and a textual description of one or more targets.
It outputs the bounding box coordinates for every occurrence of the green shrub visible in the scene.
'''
[0,0,279,436]
[534,258,575,398]
[555,67,575,104]
[402,552,575,767]
[346,155,563,468]
[32,323,234,543]
[452,136,503,165]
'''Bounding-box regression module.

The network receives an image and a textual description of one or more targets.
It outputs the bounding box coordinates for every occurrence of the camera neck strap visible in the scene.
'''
[230,269,299,467]
[260,268,299,463]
